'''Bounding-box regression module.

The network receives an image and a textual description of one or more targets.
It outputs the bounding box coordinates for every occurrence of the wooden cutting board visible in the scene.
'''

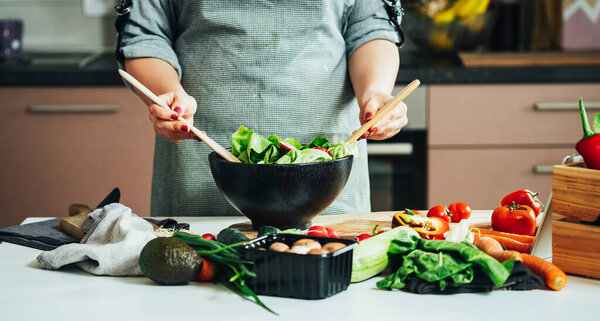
[230,210,493,239]
[459,51,600,68]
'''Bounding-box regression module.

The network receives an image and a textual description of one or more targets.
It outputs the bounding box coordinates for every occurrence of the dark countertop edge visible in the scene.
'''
[1,66,600,87]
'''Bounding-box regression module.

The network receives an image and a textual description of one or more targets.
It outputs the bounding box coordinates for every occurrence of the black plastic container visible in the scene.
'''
[242,233,358,299]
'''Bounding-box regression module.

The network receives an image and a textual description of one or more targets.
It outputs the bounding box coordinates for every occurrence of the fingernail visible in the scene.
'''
[173,107,182,114]
[370,127,378,133]
[181,125,188,132]
[365,112,372,121]
[170,114,178,120]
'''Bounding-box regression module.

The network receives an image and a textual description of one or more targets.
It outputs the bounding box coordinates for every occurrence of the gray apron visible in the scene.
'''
[150,0,371,217]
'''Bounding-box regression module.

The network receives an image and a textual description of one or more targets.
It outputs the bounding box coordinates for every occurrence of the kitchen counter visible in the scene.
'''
[1,51,600,87]
[1,215,599,321]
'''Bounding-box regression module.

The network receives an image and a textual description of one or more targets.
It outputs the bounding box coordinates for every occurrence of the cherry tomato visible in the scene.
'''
[491,204,536,236]
[325,227,340,238]
[448,202,471,222]
[427,205,451,223]
[356,233,371,242]
[312,147,331,156]
[500,189,543,217]
[307,225,339,238]
[196,259,218,282]
[201,233,216,240]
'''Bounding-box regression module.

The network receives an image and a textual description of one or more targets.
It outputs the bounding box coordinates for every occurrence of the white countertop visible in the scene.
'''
[1,216,599,321]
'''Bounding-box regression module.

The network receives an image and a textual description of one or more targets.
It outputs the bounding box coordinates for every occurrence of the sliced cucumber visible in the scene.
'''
[351,226,419,283]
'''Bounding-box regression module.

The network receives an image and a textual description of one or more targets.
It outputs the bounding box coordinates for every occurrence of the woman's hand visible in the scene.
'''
[357,91,408,140]
[148,91,198,142]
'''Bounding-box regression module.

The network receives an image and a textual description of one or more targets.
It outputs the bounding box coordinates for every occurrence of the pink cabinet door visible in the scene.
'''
[428,147,575,209]
[0,87,154,228]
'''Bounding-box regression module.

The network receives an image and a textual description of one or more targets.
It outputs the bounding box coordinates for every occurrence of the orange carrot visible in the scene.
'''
[475,237,522,262]
[474,228,534,244]
[472,232,532,253]
[521,253,567,291]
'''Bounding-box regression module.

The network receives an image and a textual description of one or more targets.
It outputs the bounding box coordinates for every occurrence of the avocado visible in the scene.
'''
[257,225,280,237]
[139,237,203,285]
[216,228,250,245]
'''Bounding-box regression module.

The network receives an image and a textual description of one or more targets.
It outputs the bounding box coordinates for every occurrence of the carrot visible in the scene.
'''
[475,236,522,262]
[521,253,567,291]
[474,228,535,244]
[472,232,532,253]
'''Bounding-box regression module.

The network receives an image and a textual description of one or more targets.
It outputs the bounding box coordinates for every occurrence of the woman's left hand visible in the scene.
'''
[356,91,408,140]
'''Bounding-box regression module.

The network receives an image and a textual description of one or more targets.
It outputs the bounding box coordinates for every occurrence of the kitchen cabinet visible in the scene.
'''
[0,87,154,228]
[428,84,600,209]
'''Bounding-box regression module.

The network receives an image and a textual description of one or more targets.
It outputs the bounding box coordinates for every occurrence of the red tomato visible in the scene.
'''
[491,204,536,236]
[448,202,471,222]
[201,233,216,241]
[196,259,218,282]
[307,225,329,237]
[356,233,371,242]
[312,147,331,156]
[427,205,451,223]
[325,227,340,238]
[500,189,543,217]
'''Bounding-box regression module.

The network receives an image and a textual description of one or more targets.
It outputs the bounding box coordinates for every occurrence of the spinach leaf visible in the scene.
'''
[305,136,329,149]
[377,238,513,291]
[419,240,512,287]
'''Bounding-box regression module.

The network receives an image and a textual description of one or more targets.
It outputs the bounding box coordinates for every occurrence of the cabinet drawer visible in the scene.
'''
[429,84,600,146]
[428,147,574,209]
[0,87,153,228]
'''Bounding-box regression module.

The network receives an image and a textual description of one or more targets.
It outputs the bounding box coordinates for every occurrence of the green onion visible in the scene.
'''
[172,232,276,315]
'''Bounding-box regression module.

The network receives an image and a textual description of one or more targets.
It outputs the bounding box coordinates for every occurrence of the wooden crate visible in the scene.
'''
[552,219,600,279]
[552,162,600,223]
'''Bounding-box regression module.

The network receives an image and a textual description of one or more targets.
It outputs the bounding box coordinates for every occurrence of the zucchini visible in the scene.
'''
[257,225,280,237]
[217,228,250,245]
[351,226,419,283]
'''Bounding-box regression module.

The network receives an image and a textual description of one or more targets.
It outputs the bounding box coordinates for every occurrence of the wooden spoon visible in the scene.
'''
[118,69,240,163]
[346,79,421,142]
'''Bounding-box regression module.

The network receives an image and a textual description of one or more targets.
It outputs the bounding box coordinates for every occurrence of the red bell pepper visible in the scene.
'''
[576,99,600,170]
[392,212,449,239]
[500,189,542,217]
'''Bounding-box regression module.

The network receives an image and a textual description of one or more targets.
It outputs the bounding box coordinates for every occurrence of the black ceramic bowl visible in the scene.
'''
[208,152,353,230]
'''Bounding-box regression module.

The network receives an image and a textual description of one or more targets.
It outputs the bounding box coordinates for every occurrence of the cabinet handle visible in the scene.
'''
[534,102,600,111]
[532,165,554,174]
[28,104,119,114]
[367,143,413,156]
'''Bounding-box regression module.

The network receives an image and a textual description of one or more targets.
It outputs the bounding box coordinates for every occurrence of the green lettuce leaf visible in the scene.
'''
[292,148,332,163]
[328,141,358,159]
[594,114,600,134]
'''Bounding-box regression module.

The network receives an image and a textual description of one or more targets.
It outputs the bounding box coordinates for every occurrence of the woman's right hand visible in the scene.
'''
[148,91,198,142]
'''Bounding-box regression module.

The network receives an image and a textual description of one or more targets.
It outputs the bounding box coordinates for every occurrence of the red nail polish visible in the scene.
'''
[370,127,378,133]
[170,114,178,120]
[181,125,188,132]
[174,107,182,114]
[365,112,372,120]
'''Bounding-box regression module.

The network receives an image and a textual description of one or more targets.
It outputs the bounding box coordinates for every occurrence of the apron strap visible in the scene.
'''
[382,0,405,47]
[114,0,133,63]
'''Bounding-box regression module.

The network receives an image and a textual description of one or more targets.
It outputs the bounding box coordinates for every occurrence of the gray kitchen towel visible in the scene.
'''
[0,218,79,250]
[36,203,157,276]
